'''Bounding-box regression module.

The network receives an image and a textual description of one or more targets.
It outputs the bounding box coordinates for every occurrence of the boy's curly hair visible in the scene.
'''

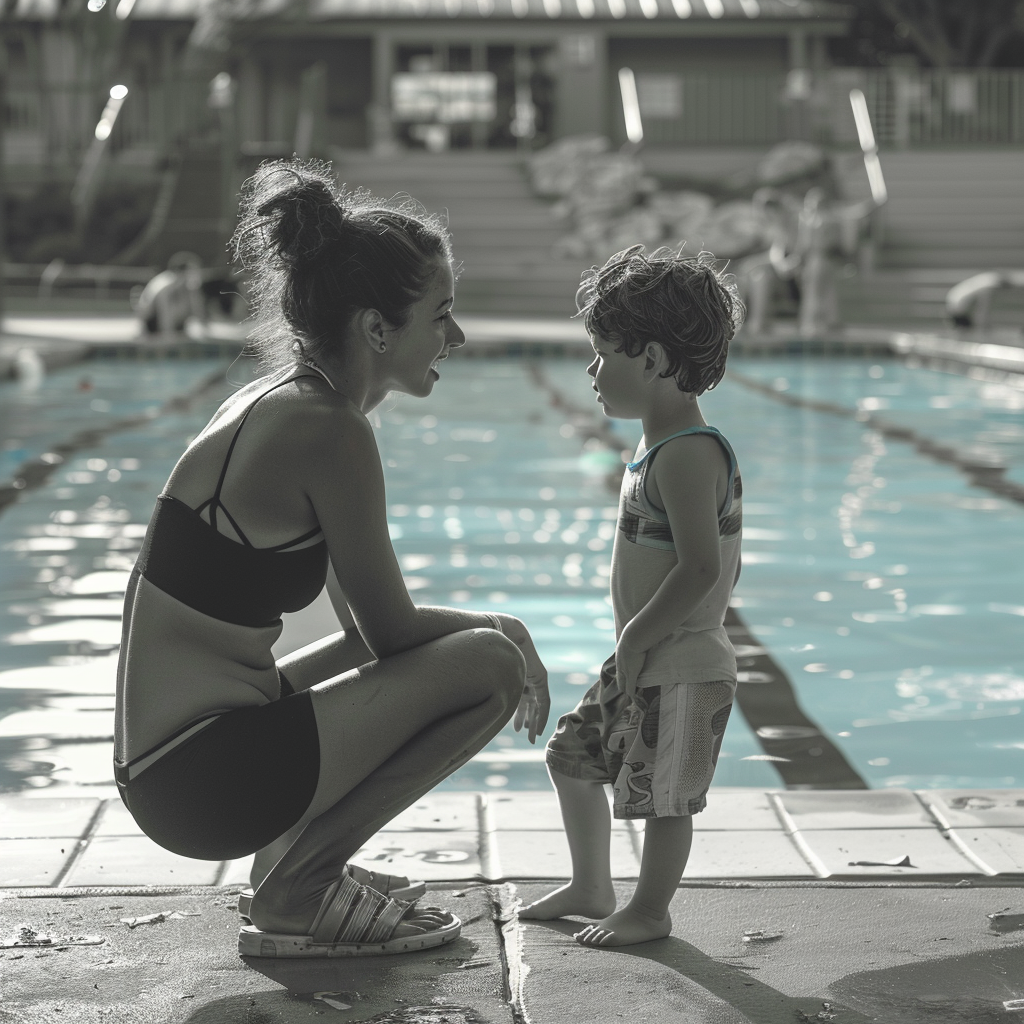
[575,245,744,396]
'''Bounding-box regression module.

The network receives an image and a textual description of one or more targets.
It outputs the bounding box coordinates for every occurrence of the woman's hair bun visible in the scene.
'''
[234,158,345,271]
[232,156,454,374]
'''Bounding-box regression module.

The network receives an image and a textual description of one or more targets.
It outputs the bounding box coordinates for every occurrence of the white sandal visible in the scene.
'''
[236,864,426,921]
[237,874,460,958]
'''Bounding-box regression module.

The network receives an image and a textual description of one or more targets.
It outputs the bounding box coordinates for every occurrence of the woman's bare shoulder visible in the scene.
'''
[248,375,376,465]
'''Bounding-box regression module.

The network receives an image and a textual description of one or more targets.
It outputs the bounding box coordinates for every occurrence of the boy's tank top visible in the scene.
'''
[609,426,742,684]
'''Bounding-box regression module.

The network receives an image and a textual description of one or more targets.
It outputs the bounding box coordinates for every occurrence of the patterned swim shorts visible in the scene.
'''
[545,654,735,819]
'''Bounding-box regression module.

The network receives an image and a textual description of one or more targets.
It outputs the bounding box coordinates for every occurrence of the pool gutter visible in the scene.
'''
[3,314,1023,377]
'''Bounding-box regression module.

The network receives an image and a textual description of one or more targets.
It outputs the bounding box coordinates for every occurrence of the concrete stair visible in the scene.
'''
[325,147,1024,326]
[143,145,230,269]
[863,150,1024,271]
[838,267,1024,328]
[828,149,1024,327]
[330,149,588,317]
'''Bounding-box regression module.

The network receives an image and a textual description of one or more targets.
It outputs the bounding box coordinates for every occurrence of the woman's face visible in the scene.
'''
[387,260,465,398]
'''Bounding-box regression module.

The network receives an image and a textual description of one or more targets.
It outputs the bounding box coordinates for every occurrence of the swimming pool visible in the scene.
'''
[0,349,1020,795]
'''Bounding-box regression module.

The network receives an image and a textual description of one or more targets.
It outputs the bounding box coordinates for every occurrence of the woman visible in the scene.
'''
[114,159,549,958]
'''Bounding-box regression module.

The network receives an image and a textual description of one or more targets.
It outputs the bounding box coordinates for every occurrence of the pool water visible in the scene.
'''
[0,352,1021,795]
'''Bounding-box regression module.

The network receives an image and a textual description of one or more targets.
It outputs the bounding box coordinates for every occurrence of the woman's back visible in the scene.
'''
[116,368,334,763]
[165,367,333,550]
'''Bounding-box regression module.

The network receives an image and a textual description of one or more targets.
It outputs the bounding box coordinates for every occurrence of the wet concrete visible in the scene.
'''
[513,881,1024,1024]
[0,885,512,1024]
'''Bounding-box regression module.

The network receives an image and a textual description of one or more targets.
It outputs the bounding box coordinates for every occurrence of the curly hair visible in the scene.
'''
[231,158,454,371]
[575,244,744,396]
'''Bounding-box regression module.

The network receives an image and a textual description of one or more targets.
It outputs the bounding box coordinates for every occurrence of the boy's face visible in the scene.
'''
[586,333,648,419]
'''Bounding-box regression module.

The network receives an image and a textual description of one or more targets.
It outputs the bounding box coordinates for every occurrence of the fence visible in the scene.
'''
[637,68,1024,148]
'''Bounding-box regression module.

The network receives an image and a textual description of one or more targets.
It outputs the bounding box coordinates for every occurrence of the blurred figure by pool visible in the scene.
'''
[133,251,207,336]
[947,270,1024,330]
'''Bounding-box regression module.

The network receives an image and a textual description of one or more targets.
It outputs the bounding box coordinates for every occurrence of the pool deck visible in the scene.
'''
[2,787,1024,1023]
[2,310,1024,1021]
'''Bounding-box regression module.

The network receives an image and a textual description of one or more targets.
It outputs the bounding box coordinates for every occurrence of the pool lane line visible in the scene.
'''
[725,610,867,790]
[727,368,1024,506]
[0,364,232,518]
[525,360,869,791]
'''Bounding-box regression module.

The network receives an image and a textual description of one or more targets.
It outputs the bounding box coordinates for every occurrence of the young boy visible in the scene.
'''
[520,244,744,947]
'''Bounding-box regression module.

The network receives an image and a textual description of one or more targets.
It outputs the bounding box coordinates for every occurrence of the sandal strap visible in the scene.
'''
[310,873,413,945]
[364,894,412,943]
[363,869,387,895]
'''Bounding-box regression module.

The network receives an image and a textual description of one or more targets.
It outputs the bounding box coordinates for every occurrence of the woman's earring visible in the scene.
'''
[379,343,387,353]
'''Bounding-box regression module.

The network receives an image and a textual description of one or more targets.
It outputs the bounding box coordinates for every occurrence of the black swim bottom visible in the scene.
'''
[115,671,321,861]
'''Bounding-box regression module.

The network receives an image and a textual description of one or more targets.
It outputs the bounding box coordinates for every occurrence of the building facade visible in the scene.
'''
[2,0,852,180]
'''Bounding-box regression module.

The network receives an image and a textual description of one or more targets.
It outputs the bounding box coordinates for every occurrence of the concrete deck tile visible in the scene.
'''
[0,838,75,886]
[920,788,1024,828]
[696,788,784,830]
[774,788,937,829]
[65,835,222,886]
[488,829,638,879]
[220,855,255,887]
[0,796,99,838]
[45,740,118,785]
[92,798,145,836]
[796,827,981,878]
[684,830,815,878]
[484,789,630,830]
[484,790,562,830]
[385,792,480,831]
[219,831,489,889]
[949,827,1024,875]
[349,830,482,882]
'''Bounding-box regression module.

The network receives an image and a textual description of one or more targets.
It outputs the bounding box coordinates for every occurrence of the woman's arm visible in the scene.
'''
[305,405,494,655]
[305,400,549,739]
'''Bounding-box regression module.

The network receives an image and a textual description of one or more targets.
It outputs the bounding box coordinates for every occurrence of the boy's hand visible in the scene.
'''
[493,614,551,744]
[615,631,648,700]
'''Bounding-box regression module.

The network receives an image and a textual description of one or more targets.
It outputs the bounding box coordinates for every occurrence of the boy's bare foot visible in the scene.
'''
[518,883,617,921]
[573,906,672,947]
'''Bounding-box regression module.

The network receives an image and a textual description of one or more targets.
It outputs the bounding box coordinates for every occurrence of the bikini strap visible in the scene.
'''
[196,371,320,545]
[265,524,325,553]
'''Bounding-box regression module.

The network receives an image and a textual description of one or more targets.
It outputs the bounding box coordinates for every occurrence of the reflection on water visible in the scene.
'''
[0,354,1021,795]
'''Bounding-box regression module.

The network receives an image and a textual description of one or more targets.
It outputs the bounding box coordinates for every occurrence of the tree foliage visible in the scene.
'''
[838,0,1024,68]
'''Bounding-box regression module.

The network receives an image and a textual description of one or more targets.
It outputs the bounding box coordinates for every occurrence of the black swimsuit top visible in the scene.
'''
[135,373,329,628]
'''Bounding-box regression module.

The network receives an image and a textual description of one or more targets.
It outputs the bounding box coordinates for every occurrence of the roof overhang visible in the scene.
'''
[4,0,852,25]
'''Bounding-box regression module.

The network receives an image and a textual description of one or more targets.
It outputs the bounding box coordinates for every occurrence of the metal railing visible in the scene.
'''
[3,79,213,167]
[861,69,1024,147]
[2,261,154,300]
[637,68,1024,148]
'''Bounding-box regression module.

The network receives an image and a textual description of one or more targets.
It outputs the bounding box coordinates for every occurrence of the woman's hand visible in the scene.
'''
[492,614,550,745]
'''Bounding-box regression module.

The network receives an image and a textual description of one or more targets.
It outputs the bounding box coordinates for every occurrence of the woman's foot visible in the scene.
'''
[573,905,672,947]
[249,882,448,940]
[519,883,616,921]
[347,863,416,895]
[244,864,422,915]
